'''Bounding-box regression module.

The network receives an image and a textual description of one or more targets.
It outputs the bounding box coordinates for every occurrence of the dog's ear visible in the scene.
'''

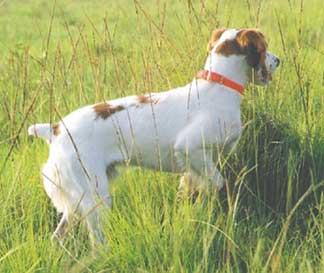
[236,29,267,68]
[207,28,227,53]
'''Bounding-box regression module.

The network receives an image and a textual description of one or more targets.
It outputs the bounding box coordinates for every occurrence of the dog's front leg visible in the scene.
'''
[51,213,69,241]
[175,148,225,193]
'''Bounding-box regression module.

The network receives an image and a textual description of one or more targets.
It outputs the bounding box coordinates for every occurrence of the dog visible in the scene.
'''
[28,28,280,246]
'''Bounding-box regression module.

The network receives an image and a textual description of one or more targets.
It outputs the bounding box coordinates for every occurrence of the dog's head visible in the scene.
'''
[207,28,280,85]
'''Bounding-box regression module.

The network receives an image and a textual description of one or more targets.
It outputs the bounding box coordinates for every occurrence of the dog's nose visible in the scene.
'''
[275,57,280,67]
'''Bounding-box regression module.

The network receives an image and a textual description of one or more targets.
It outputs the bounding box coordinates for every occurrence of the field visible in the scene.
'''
[1,0,324,272]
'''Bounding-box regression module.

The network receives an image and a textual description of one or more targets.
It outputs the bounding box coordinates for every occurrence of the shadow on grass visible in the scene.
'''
[226,110,324,215]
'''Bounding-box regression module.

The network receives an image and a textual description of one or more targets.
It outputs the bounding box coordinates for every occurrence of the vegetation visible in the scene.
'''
[0,0,323,272]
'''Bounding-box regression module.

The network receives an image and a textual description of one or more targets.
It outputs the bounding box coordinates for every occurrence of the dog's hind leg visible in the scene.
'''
[82,162,121,247]
[79,165,114,247]
[79,193,107,247]
[42,161,74,241]
[92,164,115,208]
[85,207,106,247]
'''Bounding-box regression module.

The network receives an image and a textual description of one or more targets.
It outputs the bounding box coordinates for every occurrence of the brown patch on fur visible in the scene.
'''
[137,94,159,105]
[215,39,243,56]
[236,29,267,68]
[52,123,60,136]
[213,29,268,71]
[93,102,125,119]
[137,95,150,103]
[207,28,227,53]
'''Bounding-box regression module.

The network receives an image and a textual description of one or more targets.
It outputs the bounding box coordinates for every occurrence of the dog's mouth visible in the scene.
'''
[254,67,273,85]
[253,53,280,86]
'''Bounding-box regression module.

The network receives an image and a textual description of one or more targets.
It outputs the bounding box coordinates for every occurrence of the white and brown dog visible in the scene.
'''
[28,28,280,245]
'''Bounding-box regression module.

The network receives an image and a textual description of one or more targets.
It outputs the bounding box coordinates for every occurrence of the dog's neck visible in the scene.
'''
[203,54,249,87]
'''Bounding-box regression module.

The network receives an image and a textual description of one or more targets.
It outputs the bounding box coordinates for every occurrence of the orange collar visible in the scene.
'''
[197,70,245,95]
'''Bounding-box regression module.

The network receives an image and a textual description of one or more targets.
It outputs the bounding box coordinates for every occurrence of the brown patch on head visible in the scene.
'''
[52,123,60,136]
[207,28,227,53]
[215,39,243,56]
[213,29,268,74]
[93,102,125,120]
[236,29,267,68]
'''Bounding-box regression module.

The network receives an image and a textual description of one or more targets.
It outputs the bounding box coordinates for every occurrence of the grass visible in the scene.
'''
[0,0,324,272]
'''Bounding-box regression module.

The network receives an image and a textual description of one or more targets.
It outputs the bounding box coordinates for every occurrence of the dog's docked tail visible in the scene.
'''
[28,123,60,143]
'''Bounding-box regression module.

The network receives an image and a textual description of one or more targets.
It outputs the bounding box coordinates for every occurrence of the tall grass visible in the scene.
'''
[0,0,323,272]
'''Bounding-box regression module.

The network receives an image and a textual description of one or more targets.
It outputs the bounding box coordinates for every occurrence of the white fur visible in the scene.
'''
[28,29,280,246]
